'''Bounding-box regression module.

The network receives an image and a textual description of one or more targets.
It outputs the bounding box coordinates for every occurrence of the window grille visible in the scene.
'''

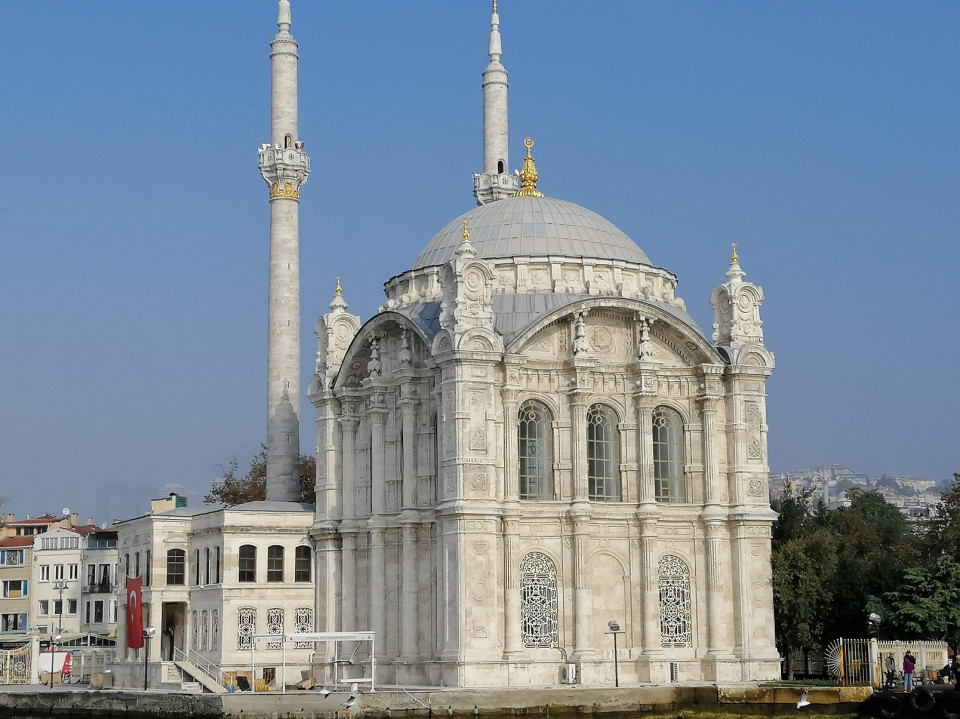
[518,400,554,500]
[212,609,219,650]
[192,610,199,650]
[294,607,313,648]
[520,552,559,648]
[587,404,621,501]
[238,607,256,649]
[201,610,209,651]
[653,407,685,502]
[266,608,284,649]
[658,555,692,647]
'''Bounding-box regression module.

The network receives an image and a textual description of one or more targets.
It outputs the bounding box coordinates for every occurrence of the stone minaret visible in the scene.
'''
[258,0,311,502]
[473,0,518,204]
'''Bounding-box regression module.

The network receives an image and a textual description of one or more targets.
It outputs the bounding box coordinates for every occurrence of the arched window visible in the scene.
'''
[237,607,255,649]
[294,546,311,582]
[587,404,621,501]
[520,552,559,648]
[658,555,692,647]
[204,547,210,585]
[194,549,200,585]
[498,160,505,174]
[134,552,140,579]
[267,545,284,582]
[211,609,219,650]
[239,545,256,582]
[518,400,554,500]
[192,610,199,649]
[145,550,151,586]
[166,549,185,586]
[653,406,685,502]
[215,547,221,584]
[201,610,209,651]
[266,608,284,649]
[294,607,313,648]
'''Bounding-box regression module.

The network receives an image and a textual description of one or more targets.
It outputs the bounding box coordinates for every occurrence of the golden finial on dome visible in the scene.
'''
[514,137,544,198]
[492,0,498,13]
[731,243,738,263]
[335,276,342,296]
[462,218,470,242]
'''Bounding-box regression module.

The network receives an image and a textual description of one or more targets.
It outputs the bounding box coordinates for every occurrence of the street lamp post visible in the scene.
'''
[48,634,61,689]
[606,620,625,687]
[52,579,69,637]
[142,627,156,691]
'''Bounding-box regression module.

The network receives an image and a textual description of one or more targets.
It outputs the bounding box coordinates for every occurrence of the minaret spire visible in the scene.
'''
[473,1,519,205]
[258,0,311,502]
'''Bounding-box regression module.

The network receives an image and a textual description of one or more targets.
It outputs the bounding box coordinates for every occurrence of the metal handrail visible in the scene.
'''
[172,646,224,688]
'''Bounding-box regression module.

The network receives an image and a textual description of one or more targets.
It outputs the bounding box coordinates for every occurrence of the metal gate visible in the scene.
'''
[0,645,32,684]
[825,638,874,686]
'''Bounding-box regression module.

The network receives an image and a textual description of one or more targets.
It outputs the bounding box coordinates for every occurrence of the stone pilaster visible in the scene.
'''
[568,387,591,502]
[398,392,418,509]
[368,523,387,657]
[501,388,520,502]
[340,531,357,631]
[570,510,593,659]
[399,521,419,661]
[699,395,722,507]
[502,512,522,657]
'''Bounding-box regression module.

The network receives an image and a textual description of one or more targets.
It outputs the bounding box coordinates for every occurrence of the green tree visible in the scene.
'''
[204,445,316,506]
[822,490,912,643]
[874,555,960,644]
[771,485,840,677]
[917,474,960,565]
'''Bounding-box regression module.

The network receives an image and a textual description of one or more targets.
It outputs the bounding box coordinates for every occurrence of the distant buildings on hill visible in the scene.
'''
[768,465,944,517]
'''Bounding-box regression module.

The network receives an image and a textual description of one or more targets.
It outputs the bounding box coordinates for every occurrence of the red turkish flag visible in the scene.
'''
[126,576,143,649]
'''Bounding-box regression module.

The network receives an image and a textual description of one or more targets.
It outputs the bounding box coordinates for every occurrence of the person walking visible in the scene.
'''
[885,653,897,689]
[904,650,916,691]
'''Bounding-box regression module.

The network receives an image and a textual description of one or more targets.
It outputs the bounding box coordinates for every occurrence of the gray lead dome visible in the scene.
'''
[413,196,651,269]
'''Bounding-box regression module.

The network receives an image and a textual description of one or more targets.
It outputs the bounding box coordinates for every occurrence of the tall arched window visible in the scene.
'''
[653,406,685,502]
[237,607,255,649]
[518,400,554,500]
[214,547,221,584]
[204,547,210,585]
[658,555,692,647]
[239,545,256,582]
[587,404,621,501]
[267,545,284,582]
[166,549,185,586]
[519,552,559,648]
[295,546,311,582]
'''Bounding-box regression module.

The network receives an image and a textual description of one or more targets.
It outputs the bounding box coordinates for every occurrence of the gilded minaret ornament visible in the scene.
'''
[473,0,519,204]
[514,137,544,197]
[258,0,311,502]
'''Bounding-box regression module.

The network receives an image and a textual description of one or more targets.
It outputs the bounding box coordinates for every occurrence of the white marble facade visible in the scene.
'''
[308,202,780,686]
[304,2,780,689]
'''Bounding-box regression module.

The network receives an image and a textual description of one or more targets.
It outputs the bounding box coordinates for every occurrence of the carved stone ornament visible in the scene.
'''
[748,479,765,497]
[572,311,589,357]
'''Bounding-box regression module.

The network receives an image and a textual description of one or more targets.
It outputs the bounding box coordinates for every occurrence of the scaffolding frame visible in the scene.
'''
[250,631,375,693]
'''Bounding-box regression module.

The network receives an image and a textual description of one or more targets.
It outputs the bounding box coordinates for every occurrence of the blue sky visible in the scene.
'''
[1,2,957,522]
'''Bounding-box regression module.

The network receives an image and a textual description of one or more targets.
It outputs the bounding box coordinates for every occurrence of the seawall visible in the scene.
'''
[0,684,873,719]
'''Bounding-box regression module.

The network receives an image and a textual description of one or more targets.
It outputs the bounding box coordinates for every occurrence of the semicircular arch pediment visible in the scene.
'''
[333,311,433,392]
[506,297,723,367]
